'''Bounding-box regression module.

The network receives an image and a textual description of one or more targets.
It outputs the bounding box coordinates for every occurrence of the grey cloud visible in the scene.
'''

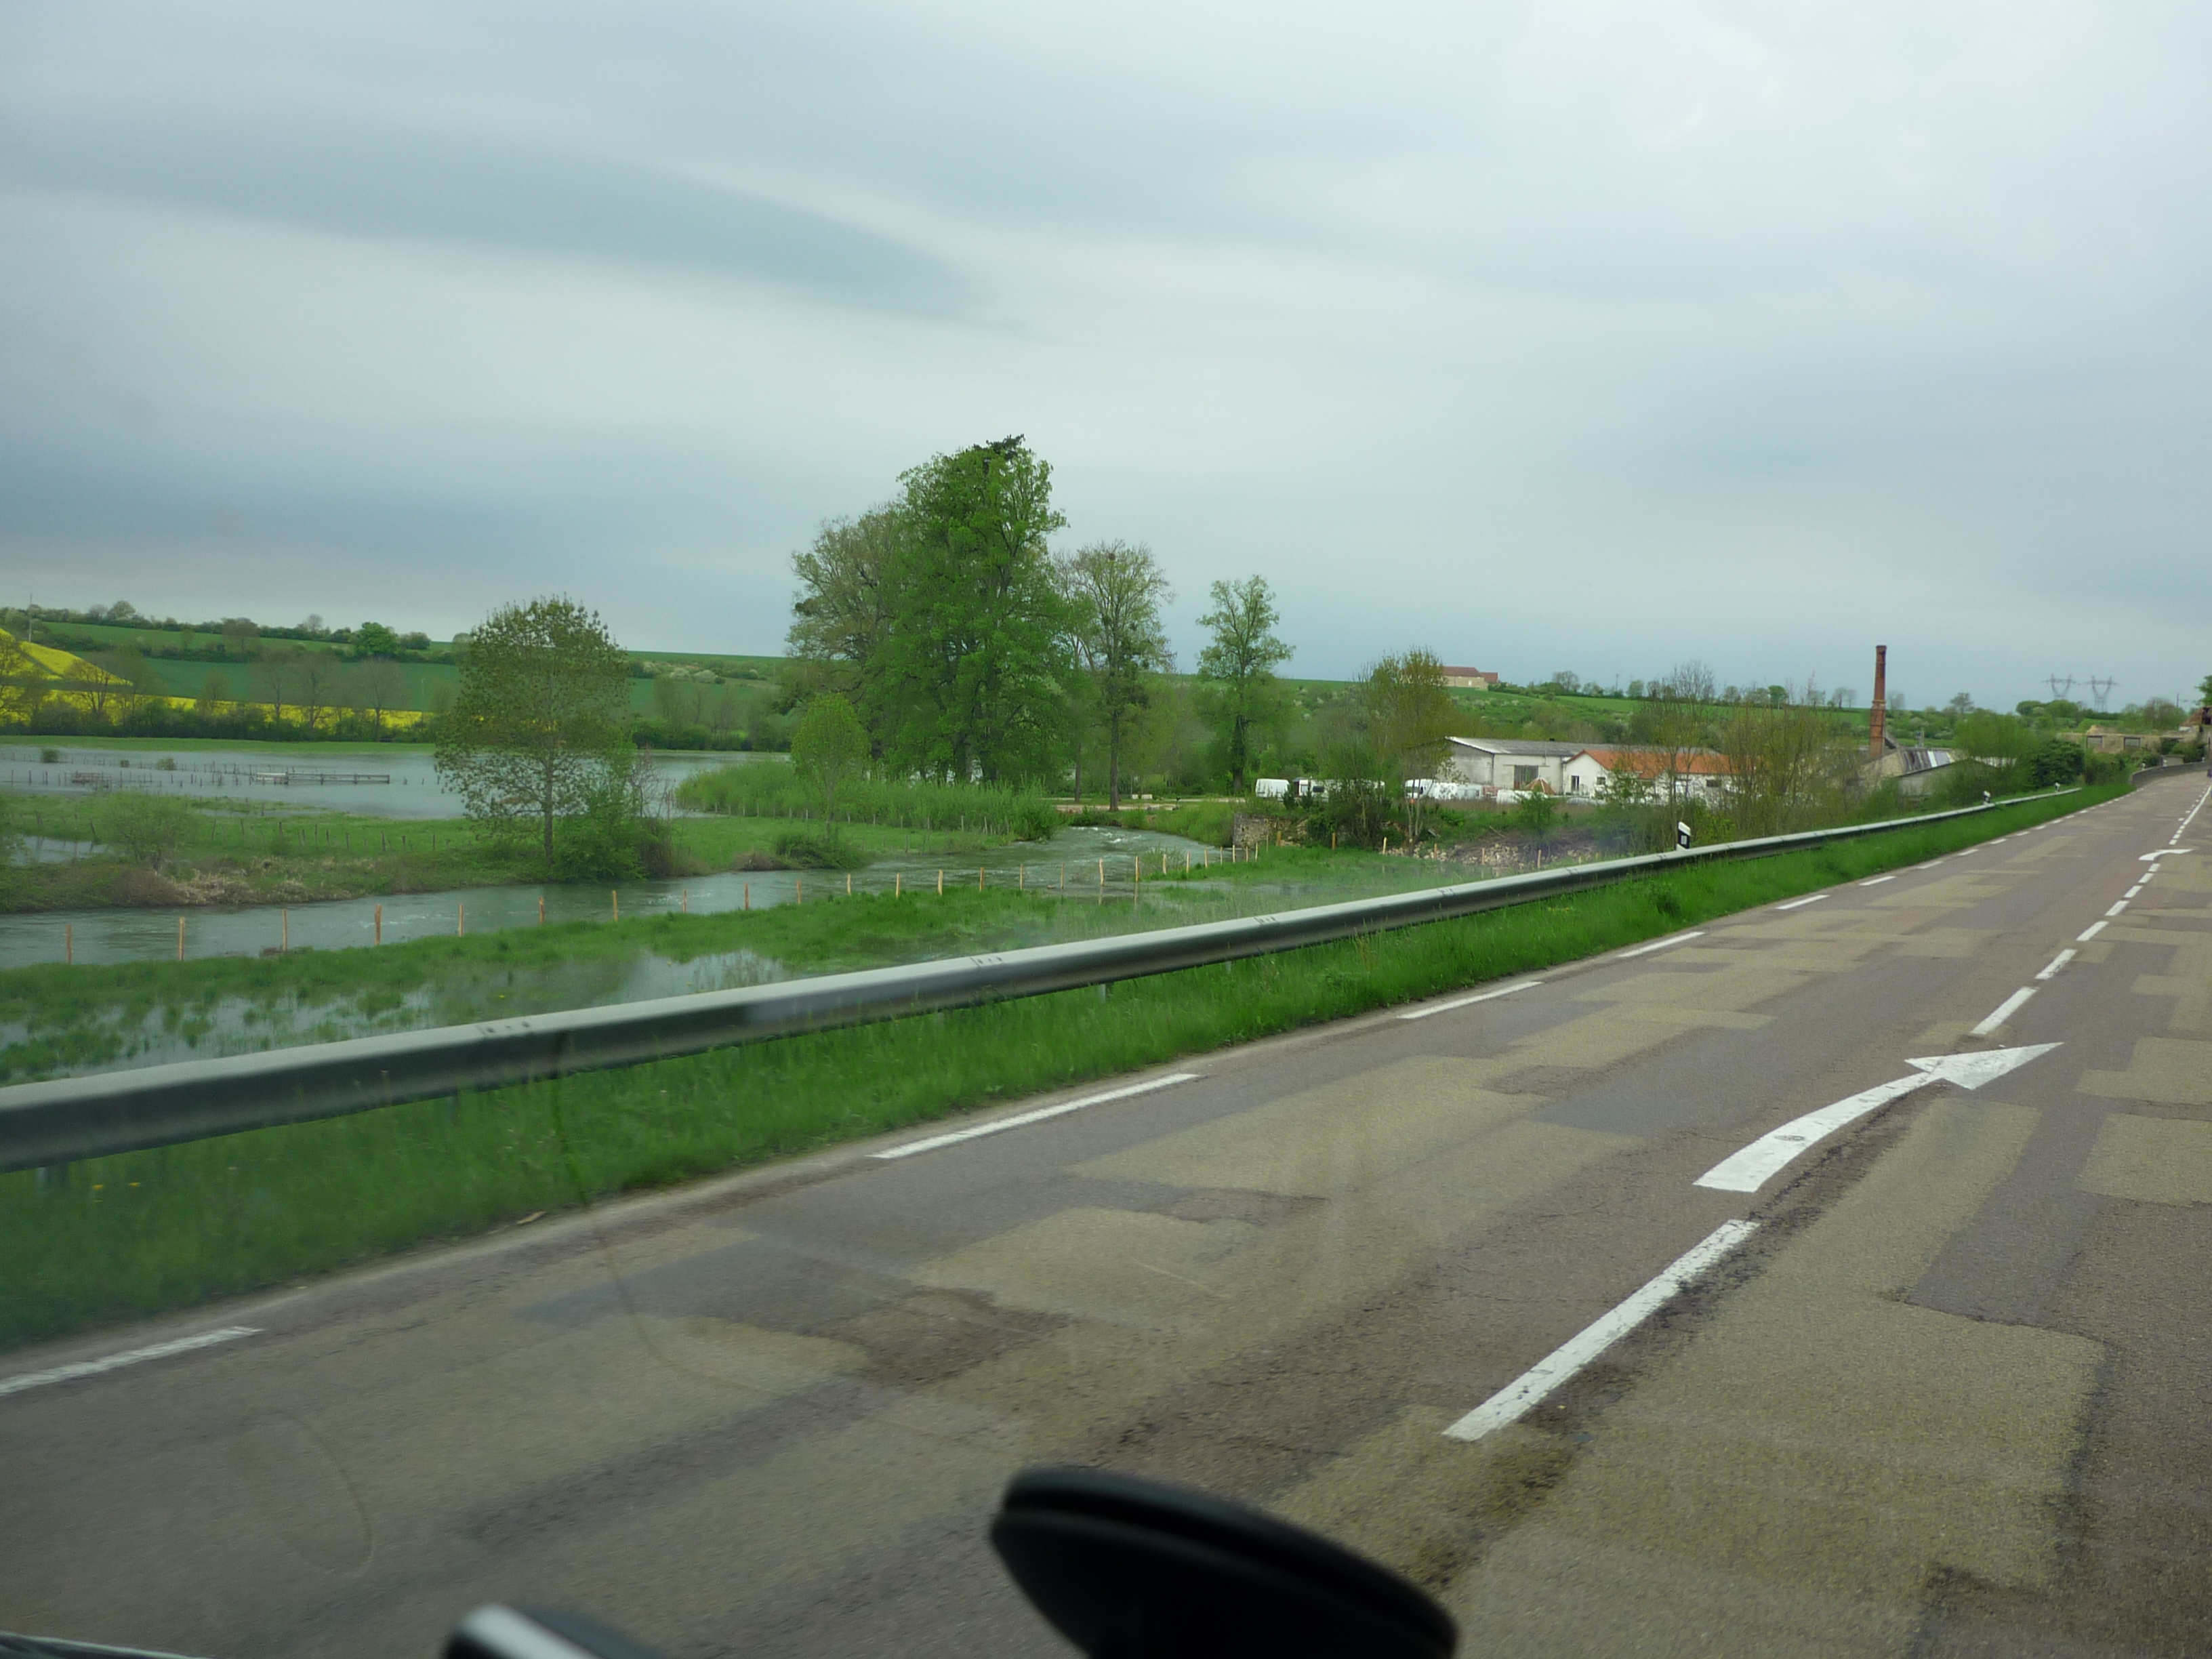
[1,110,975,316]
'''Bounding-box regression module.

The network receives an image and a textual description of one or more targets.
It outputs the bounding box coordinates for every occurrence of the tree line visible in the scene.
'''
[784,434,1307,807]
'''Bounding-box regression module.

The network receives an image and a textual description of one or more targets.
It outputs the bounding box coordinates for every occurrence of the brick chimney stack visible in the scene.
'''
[1870,644,1888,758]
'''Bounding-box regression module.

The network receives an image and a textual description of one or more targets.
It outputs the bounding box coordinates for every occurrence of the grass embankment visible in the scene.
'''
[0,786,2114,1351]
[0,790,1041,914]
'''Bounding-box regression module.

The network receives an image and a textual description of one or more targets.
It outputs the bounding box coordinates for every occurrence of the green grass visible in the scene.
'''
[0,785,2115,1351]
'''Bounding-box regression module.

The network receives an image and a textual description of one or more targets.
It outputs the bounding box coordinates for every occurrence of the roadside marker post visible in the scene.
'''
[375,903,383,944]
[176,916,184,961]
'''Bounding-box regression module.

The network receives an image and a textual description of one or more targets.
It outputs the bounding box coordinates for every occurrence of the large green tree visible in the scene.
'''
[1195,575,1294,791]
[435,597,632,866]
[785,508,907,712]
[867,436,1074,782]
[1060,541,1172,808]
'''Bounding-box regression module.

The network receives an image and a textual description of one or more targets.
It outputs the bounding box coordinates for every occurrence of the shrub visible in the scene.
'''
[93,793,192,868]
[676,766,1061,842]
[2023,738,2085,789]
[771,830,868,869]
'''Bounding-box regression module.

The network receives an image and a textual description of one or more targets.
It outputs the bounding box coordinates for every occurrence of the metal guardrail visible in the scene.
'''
[0,792,2078,1172]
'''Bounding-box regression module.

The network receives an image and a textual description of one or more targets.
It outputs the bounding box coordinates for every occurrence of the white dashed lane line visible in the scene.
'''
[2078,920,2110,942]
[1775,894,1827,912]
[1971,987,2038,1038]
[1614,931,1707,960]
[2036,949,2076,981]
[0,1327,261,1399]
[873,1073,1202,1160]
[1441,1221,1759,1443]
[1858,875,1896,887]
[1399,980,1544,1021]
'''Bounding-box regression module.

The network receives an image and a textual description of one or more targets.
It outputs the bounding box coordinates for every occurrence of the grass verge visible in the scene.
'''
[0,785,2114,1352]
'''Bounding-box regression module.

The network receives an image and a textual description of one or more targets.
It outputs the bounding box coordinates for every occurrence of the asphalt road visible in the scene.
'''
[6,775,2210,1659]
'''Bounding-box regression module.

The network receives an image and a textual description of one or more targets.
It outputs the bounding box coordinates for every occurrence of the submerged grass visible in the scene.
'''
[0,789,1041,916]
[0,785,2113,1351]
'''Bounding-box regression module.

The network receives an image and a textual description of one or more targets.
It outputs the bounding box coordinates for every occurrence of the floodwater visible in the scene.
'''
[0,742,755,819]
[0,824,1267,1082]
[0,824,1224,970]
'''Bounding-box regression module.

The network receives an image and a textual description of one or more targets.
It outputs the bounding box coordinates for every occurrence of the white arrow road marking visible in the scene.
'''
[1443,1220,1758,1441]
[874,1073,1201,1159]
[0,1327,261,1399]
[1615,930,1706,960]
[2036,949,2076,981]
[1971,987,2038,1038]
[1775,894,1828,912]
[1692,1044,2061,1193]
[1399,980,1544,1021]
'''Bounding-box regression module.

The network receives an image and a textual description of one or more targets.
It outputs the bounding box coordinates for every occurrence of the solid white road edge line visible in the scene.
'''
[1399,980,1544,1021]
[0,1326,261,1399]
[1971,986,2038,1038]
[873,1073,1202,1159]
[1858,875,1896,886]
[2036,949,2076,981]
[1775,894,1827,912]
[1614,930,1707,960]
[1442,1221,1759,1442]
[2078,920,2110,942]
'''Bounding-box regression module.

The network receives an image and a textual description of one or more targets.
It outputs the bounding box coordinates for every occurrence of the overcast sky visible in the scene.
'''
[3,2,2208,707]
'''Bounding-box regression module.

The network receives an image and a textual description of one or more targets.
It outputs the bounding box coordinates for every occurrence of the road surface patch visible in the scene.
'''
[2078,1037,2212,1107]
[2078,1114,2212,1205]
[1448,1099,2100,1658]
[1072,1056,1545,1197]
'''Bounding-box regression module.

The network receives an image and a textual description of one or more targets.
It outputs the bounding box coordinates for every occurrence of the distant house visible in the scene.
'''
[2075,724,2188,755]
[1564,746,1734,804]
[1439,737,1586,794]
[1439,666,1500,689]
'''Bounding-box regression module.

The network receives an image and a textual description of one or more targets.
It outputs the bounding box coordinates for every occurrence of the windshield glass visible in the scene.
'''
[5,8,2211,1659]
